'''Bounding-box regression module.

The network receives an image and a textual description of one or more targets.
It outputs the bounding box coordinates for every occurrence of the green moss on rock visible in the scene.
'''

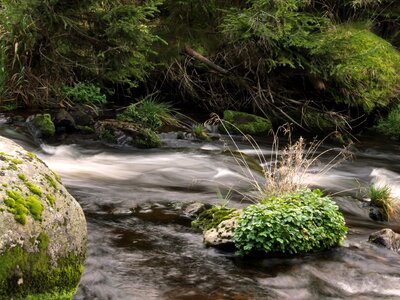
[3,190,43,224]
[24,182,42,197]
[192,206,239,231]
[33,114,56,137]
[0,233,84,299]
[46,194,55,206]
[44,175,58,190]
[310,25,400,113]
[222,110,272,135]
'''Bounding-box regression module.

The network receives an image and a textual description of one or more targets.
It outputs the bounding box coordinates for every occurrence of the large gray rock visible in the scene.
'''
[0,136,87,299]
[369,228,400,253]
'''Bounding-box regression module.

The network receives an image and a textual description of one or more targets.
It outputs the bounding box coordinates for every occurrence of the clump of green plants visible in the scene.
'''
[61,83,106,106]
[234,189,348,255]
[99,128,117,144]
[376,104,400,139]
[368,184,398,221]
[192,206,239,231]
[133,129,162,149]
[117,97,178,130]
[192,124,210,140]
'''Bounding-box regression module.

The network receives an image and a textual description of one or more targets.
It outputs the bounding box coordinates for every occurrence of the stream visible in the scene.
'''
[1,118,400,299]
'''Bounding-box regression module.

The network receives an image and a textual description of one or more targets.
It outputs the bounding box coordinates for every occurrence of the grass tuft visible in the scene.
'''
[368,184,399,221]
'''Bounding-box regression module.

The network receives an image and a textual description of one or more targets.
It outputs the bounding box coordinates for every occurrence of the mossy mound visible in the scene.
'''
[31,114,56,137]
[222,110,272,135]
[0,137,87,299]
[310,25,400,113]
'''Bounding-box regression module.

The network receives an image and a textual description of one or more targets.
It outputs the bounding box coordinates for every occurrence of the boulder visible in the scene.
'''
[369,228,400,253]
[182,202,212,219]
[95,119,161,148]
[221,110,272,135]
[203,216,238,247]
[54,109,76,132]
[0,136,87,299]
[26,114,56,139]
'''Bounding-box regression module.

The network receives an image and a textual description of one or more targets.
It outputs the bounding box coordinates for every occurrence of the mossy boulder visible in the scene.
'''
[95,119,161,148]
[0,136,87,299]
[222,110,272,135]
[26,114,56,138]
[310,25,400,113]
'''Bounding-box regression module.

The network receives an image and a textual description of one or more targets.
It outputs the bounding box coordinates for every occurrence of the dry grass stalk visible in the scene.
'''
[211,115,351,201]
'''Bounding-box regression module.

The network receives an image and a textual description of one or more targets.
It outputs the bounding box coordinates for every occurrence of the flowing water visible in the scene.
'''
[1,117,400,300]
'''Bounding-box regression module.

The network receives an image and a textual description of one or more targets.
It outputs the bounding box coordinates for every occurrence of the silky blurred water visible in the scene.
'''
[1,119,400,300]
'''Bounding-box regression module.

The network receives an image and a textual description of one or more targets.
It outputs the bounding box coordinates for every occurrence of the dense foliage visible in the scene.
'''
[0,0,399,134]
[61,83,106,106]
[0,0,162,106]
[234,189,348,255]
[117,98,177,131]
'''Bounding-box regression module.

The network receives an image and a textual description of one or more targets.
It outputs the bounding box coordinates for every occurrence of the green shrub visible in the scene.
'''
[133,129,162,149]
[234,189,347,255]
[0,0,162,104]
[376,104,400,138]
[61,83,106,106]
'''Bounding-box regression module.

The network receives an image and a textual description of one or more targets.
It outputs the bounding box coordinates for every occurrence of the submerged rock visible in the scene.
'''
[369,228,400,253]
[0,136,87,299]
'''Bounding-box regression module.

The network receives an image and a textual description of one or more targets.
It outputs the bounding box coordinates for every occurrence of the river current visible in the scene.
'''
[1,119,400,299]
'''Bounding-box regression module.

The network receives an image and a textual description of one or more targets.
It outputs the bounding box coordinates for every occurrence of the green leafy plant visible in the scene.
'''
[234,188,348,255]
[61,83,106,106]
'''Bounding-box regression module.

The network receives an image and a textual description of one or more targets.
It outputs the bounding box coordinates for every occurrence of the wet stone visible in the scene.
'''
[369,228,400,253]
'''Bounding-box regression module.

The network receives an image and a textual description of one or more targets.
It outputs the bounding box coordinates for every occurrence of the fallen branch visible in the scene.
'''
[184,46,229,75]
